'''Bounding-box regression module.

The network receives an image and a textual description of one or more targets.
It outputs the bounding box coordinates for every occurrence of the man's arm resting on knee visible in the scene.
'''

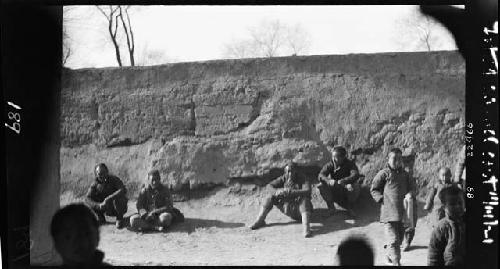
[269,175,285,189]
[85,184,102,208]
[318,161,334,184]
[338,169,360,186]
[104,177,127,202]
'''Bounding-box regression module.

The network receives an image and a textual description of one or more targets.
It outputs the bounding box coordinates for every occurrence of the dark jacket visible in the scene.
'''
[136,184,174,213]
[428,216,465,266]
[269,172,311,200]
[318,159,360,185]
[136,184,184,223]
[86,175,127,204]
[425,181,454,211]
[370,165,415,222]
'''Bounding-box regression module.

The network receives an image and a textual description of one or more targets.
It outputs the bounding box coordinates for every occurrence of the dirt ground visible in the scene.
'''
[62,186,434,266]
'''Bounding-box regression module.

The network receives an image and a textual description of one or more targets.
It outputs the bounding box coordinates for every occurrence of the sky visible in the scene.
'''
[64,5,459,69]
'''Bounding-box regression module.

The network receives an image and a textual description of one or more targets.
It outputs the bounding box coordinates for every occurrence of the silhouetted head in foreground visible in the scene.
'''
[336,234,375,266]
[50,203,109,267]
[439,184,465,221]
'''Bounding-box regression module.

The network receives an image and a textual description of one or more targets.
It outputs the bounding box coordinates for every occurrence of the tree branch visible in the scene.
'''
[125,7,135,52]
[96,5,122,66]
[118,5,135,66]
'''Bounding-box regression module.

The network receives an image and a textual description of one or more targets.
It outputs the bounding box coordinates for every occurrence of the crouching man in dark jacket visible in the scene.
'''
[129,170,184,232]
[85,163,128,229]
[317,146,361,217]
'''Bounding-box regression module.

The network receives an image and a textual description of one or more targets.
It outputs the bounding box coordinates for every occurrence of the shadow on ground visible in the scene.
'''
[308,186,433,236]
[168,218,246,234]
[405,245,428,251]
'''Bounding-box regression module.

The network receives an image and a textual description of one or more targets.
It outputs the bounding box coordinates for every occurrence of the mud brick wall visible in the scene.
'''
[60,51,465,200]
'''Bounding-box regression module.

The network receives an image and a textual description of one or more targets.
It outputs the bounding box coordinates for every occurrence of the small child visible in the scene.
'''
[370,148,415,266]
[424,167,454,227]
[428,185,465,266]
[50,203,111,267]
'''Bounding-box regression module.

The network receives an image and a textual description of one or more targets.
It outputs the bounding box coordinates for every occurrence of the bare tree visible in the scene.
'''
[249,20,286,57]
[395,7,456,51]
[62,6,80,66]
[96,6,123,66]
[222,39,256,59]
[62,25,71,66]
[409,11,434,51]
[136,44,173,66]
[222,20,312,59]
[285,23,312,55]
[118,6,135,66]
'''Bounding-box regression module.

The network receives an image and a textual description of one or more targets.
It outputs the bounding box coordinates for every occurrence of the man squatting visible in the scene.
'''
[85,163,128,229]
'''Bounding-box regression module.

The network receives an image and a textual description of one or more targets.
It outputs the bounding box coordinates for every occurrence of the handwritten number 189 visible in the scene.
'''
[5,102,21,134]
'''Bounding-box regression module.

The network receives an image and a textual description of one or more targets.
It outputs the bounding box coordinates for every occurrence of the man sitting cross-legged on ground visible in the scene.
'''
[130,169,184,232]
[249,161,313,238]
[85,163,128,229]
[317,146,360,217]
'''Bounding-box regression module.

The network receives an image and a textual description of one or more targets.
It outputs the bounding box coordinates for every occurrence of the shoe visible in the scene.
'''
[385,255,400,266]
[303,230,312,238]
[116,219,125,229]
[156,226,164,232]
[249,220,266,230]
[385,255,393,266]
[327,205,337,216]
[402,242,410,252]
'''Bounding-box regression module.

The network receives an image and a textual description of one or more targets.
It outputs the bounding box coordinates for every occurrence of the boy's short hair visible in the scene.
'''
[148,169,160,178]
[439,167,452,173]
[285,160,298,170]
[337,234,374,265]
[50,203,99,239]
[389,148,402,155]
[94,163,108,173]
[332,146,347,156]
[438,184,464,204]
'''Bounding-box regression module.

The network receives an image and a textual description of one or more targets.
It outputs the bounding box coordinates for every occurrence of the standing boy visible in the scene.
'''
[428,185,465,266]
[424,167,454,227]
[370,148,415,266]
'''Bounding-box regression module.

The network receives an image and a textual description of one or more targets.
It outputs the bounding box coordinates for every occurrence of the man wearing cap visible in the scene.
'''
[130,170,184,232]
[85,163,128,229]
[317,146,360,217]
[249,161,313,237]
